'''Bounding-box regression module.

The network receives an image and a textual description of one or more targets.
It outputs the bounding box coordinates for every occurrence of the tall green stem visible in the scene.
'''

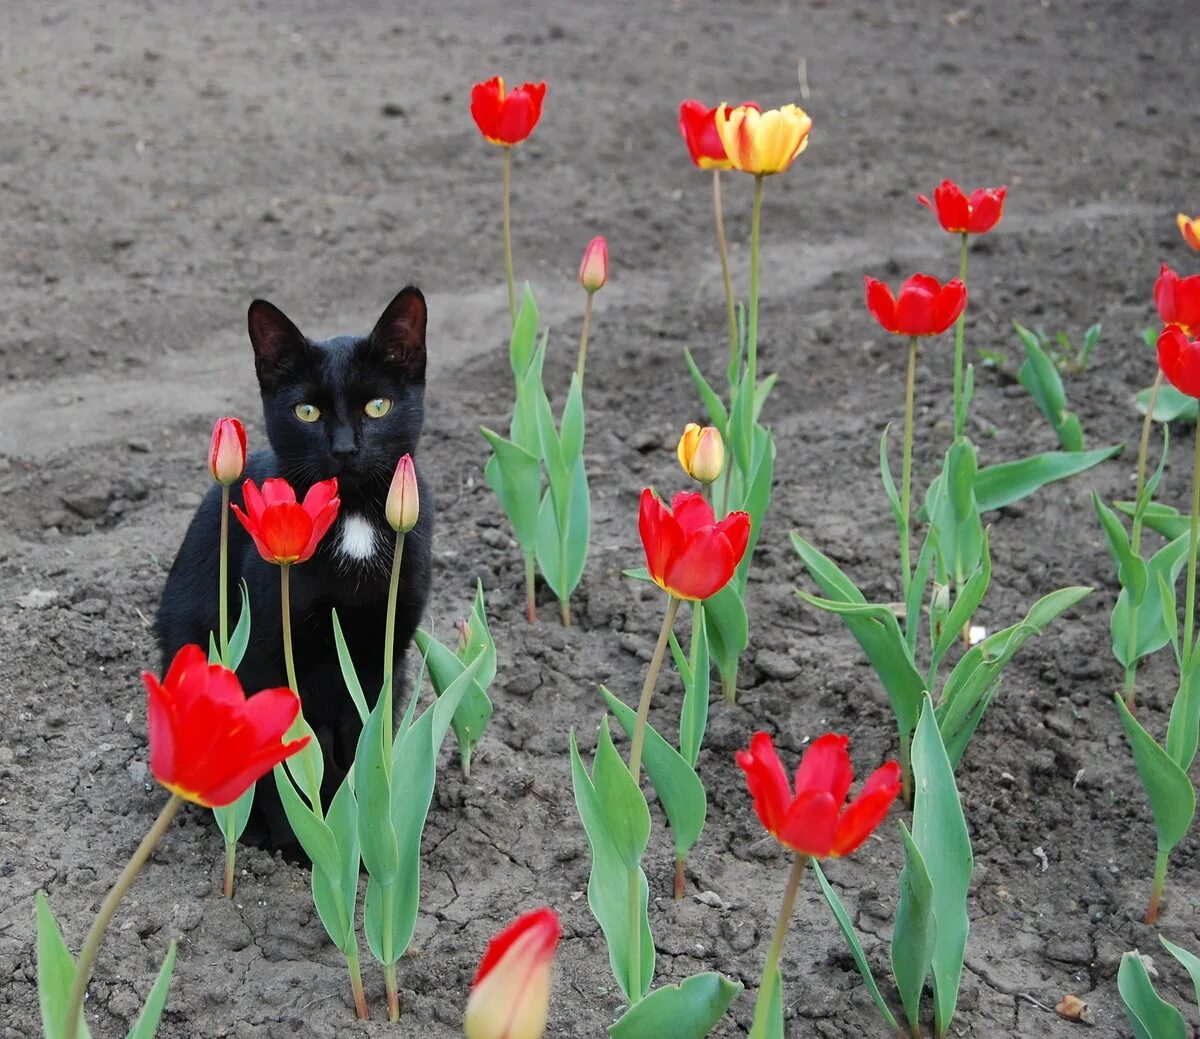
[1125,371,1164,710]
[385,962,400,1022]
[713,168,738,377]
[223,840,236,899]
[64,794,184,1039]
[383,531,407,702]
[1135,371,1164,506]
[280,565,321,819]
[744,174,765,451]
[627,596,682,781]
[900,336,919,599]
[1182,422,1200,667]
[952,231,969,439]
[749,853,809,1039]
[502,146,516,325]
[577,291,593,383]
[346,948,369,1020]
[1146,848,1170,925]
[219,485,230,662]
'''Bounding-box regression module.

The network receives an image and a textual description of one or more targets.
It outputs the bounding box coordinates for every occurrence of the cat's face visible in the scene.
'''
[246,287,427,505]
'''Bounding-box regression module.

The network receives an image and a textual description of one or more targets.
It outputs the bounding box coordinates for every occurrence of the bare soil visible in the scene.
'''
[2,1,1199,1037]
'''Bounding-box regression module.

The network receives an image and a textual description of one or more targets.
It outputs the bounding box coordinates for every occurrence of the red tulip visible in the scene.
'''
[1158,325,1200,398]
[1154,263,1200,334]
[232,477,340,565]
[145,644,309,807]
[578,235,608,293]
[639,489,750,602]
[470,76,546,146]
[917,179,1007,235]
[736,732,900,859]
[1178,213,1200,252]
[464,907,561,1039]
[864,274,967,337]
[208,417,247,486]
[677,100,759,170]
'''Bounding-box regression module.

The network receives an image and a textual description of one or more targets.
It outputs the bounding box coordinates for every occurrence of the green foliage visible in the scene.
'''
[569,722,654,1002]
[413,581,497,776]
[607,973,742,1039]
[1013,319,1101,375]
[672,602,711,769]
[1014,320,1085,450]
[211,582,256,849]
[925,437,983,587]
[703,582,748,702]
[891,821,936,1036]
[1118,951,1189,1039]
[973,444,1122,513]
[1137,382,1197,423]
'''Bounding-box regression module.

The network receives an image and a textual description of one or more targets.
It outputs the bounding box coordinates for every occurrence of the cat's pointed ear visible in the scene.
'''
[248,299,310,391]
[369,286,427,382]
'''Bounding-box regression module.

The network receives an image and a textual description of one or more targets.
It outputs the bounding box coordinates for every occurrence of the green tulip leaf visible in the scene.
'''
[911,695,973,1039]
[1111,533,1188,670]
[1015,320,1085,451]
[704,581,748,701]
[607,972,743,1039]
[508,285,540,380]
[733,425,775,593]
[36,892,92,1039]
[413,622,495,779]
[309,775,360,952]
[926,437,983,586]
[603,687,706,858]
[891,820,937,1038]
[481,429,543,551]
[226,581,252,671]
[931,531,992,674]
[535,457,590,604]
[212,783,255,847]
[331,608,369,725]
[1136,382,1197,424]
[1118,950,1189,1039]
[684,347,731,433]
[747,963,785,1039]
[879,424,904,549]
[1160,936,1200,1008]
[1167,649,1200,772]
[677,603,711,769]
[124,942,177,1039]
[1093,493,1148,605]
[592,715,652,870]
[974,444,1122,512]
[1115,501,1188,541]
[810,863,900,1030]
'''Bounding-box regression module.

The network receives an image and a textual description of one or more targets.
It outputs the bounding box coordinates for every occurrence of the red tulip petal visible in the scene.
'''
[736,732,792,834]
[663,527,736,600]
[932,280,968,334]
[1159,326,1200,398]
[470,77,502,140]
[1175,274,1200,333]
[1155,264,1179,325]
[670,491,716,536]
[240,478,265,523]
[934,180,969,232]
[260,478,298,508]
[639,488,682,591]
[301,478,339,515]
[473,906,562,987]
[916,193,933,212]
[144,673,176,790]
[715,511,751,569]
[793,733,853,804]
[230,503,275,563]
[298,498,341,563]
[895,279,937,335]
[966,187,1006,233]
[830,761,902,856]
[259,503,313,564]
[775,789,839,857]
[865,277,898,333]
[202,735,311,807]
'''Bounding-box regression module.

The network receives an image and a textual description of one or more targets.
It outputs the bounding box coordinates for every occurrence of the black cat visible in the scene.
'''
[156,287,434,847]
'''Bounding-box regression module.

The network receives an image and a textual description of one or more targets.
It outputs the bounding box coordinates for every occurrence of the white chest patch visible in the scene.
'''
[338,514,377,561]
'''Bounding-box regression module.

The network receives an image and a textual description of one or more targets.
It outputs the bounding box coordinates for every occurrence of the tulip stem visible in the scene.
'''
[1135,371,1164,506]
[383,531,407,705]
[628,595,683,782]
[713,168,738,379]
[346,948,369,1020]
[899,727,913,809]
[219,485,230,663]
[744,173,765,455]
[577,291,593,383]
[223,839,236,898]
[952,232,969,440]
[385,961,401,1022]
[1146,849,1169,925]
[64,793,184,1039]
[524,549,537,623]
[749,853,809,1039]
[900,336,919,600]
[1183,423,1200,667]
[280,564,299,695]
[674,855,686,900]
[502,145,516,325]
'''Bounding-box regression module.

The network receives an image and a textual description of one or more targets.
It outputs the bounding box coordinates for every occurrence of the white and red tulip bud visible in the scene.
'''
[578,236,608,294]
[463,907,560,1039]
[676,422,725,485]
[209,417,247,486]
[386,454,419,533]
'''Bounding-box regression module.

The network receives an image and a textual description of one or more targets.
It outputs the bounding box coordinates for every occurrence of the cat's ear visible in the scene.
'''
[369,286,427,382]
[248,299,310,391]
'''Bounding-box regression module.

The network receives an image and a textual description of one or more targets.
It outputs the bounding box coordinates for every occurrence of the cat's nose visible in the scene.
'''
[330,426,358,459]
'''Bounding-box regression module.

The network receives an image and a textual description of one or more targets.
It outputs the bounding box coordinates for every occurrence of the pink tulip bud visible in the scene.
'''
[456,618,472,655]
[464,907,560,1039]
[386,454,419,533]
[578,236,608,293]
[208,417,247,486]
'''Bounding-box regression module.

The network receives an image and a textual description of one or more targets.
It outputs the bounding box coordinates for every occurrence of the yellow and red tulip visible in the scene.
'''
[677,100,759,170]
[1177,212,1200,252]
[463,907,561,1039]
[145,644,309,808]
[676,423,725,485]
[917,180,1007,235]
[736,732,901,859]
[578,236,608,294]
[232,477,340,565]
[714,103,811,176]
[470,76,546,147]
[208,417,247,486]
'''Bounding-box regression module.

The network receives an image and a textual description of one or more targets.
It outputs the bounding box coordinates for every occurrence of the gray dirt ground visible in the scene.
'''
[2,0,1200,1036]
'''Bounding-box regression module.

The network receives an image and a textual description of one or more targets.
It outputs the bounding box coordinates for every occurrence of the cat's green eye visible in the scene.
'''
[365,397,392,419]
[294,403,321,423]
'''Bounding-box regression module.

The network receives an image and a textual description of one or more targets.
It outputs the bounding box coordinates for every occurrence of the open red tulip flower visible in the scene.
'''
[678,99,759,170]
[1177,213,1200,252]
[1154,263,1200,334]
[865,273,967,337]
[1158,325,1200,398]
[464,907,561,1039]
[232,477,340,565]
[917,179,1007,235]
[737,732,901,859]
[639,489,750,601]
[145,644,310,808]
[470,76,546,146]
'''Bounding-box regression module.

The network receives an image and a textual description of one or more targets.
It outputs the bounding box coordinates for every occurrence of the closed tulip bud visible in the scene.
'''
[386,454,419,533]
[677,423,725,484]
[464,907,561,1039]
[456,617,471,655]
[578,236,608,293]
[209,417,247,486]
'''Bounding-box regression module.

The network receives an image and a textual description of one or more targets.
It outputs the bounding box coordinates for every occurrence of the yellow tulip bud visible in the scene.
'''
[677,423,725,485]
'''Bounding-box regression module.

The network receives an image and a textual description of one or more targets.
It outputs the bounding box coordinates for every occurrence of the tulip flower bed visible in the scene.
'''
[2,3,1200,1038]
